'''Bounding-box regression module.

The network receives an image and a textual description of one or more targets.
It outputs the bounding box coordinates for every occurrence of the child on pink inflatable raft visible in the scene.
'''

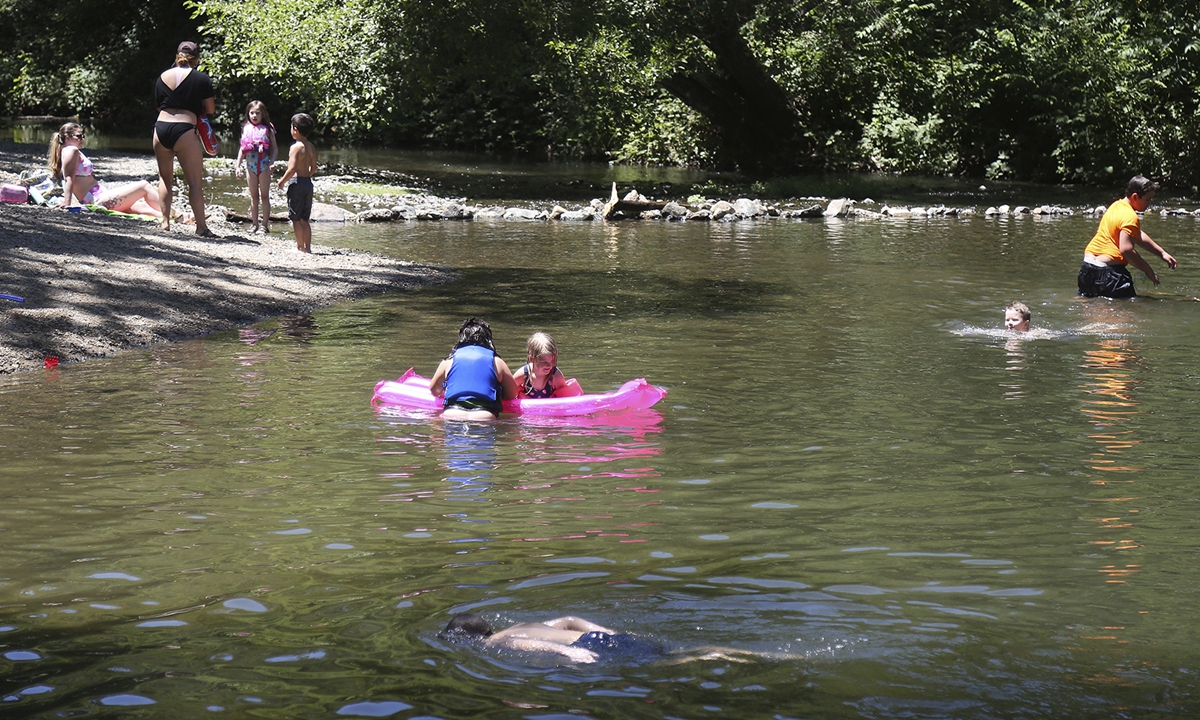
[375,330,666,420]
[512,331,584,399]
[428,317,519,421]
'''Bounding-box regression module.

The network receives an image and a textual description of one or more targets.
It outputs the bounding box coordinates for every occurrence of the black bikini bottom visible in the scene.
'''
[155,121,195,150]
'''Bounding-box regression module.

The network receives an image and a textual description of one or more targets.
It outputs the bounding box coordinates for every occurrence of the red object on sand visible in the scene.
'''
[44,356,59,369]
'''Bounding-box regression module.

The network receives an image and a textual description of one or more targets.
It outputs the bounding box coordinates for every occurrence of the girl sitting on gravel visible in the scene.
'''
[49,122,163,218]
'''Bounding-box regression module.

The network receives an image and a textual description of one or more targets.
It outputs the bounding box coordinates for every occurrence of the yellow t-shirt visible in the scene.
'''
[1084,198,1140,265]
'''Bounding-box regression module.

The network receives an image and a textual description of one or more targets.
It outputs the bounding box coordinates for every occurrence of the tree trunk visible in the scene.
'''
[659,25,807,173]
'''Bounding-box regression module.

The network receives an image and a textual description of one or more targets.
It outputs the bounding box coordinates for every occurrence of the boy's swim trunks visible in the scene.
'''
[570,632,665,663]
[1078,261,1135,298]
[286,176,313,222]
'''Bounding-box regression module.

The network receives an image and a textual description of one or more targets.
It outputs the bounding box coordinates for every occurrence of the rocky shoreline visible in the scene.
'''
[5,137,1198,375]
[0,142,451,375]
[293,171,1200,224]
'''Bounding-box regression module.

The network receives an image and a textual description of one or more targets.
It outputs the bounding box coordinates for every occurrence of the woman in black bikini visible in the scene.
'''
[152,41,215,236]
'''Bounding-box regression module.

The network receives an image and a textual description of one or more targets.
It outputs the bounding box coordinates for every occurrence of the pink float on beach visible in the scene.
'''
[372,368,667,416]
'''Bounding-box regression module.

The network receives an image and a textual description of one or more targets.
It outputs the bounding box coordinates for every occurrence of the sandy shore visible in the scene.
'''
[0,141,452,375]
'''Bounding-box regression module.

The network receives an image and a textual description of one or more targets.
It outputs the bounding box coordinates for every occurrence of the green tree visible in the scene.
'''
[0,0,198,125]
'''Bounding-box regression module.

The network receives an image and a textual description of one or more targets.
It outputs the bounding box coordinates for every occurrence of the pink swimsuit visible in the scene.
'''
[67,151,105,204]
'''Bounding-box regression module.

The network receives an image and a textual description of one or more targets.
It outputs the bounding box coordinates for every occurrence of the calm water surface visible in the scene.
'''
[4,174,1200,718]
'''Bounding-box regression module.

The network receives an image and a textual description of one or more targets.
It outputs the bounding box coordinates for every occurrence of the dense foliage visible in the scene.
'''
[4,0,1199,186]
[0,0,198,127]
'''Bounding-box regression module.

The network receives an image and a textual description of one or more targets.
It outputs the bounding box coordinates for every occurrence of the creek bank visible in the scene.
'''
[0,143,451,376]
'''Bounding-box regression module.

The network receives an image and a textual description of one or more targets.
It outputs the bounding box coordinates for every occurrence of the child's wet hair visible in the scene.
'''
[440,612,493,640]
[454,317,497,352]
[1125,175,1159,198]
[527,332,557,359]
[1006,301,1031,321]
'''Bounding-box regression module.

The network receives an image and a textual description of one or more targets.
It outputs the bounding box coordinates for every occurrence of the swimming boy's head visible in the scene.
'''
[291,113,315,138]
[441,613,493,639]
[1005,301,1031,332]
[455,317,496,351]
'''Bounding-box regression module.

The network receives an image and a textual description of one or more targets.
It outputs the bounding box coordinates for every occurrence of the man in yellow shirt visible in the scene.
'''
[1078,175,1177,298]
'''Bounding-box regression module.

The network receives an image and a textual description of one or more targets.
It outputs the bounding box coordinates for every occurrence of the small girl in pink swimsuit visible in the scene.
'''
[234,100,277,234]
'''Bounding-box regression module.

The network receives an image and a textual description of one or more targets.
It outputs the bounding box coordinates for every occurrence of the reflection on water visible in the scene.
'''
[438,421,497,498]
[1081,338,1143,473]
[1079,333,1147,587]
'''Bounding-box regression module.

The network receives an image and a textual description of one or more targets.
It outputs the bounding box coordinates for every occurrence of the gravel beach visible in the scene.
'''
[0,141,451,375]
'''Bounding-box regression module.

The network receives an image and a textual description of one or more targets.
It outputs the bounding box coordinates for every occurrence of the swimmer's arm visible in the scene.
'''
[503,638,598,663]
[495,358,518,400]
[1134,229,1177,269]
[429,359,451,398]
[1119,230,1160,285]
[542,616,615,634]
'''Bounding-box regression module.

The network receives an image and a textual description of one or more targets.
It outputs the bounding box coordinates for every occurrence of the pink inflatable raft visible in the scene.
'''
[372,368,667,416]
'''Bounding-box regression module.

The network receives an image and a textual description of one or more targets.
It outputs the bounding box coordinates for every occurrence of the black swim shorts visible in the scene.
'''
[570,632,665,663]
[443,396,502,415]
[1078,261,1136,298]
[286,177,314,222]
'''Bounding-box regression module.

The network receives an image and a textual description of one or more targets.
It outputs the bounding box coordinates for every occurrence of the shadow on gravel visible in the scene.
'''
[0,204,449,373]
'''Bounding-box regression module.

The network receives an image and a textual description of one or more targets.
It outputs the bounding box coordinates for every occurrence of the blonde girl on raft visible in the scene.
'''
[49,123,163,217]
[513,332,583,398]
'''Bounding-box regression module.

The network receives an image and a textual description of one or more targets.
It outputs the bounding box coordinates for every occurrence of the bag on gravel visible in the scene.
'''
[1,183,29,203]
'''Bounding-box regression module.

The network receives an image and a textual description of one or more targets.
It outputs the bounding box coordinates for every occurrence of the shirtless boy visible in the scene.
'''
[277,113,317,253]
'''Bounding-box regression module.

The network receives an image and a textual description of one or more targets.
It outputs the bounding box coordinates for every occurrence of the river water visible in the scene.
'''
[3,144,1200,717]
